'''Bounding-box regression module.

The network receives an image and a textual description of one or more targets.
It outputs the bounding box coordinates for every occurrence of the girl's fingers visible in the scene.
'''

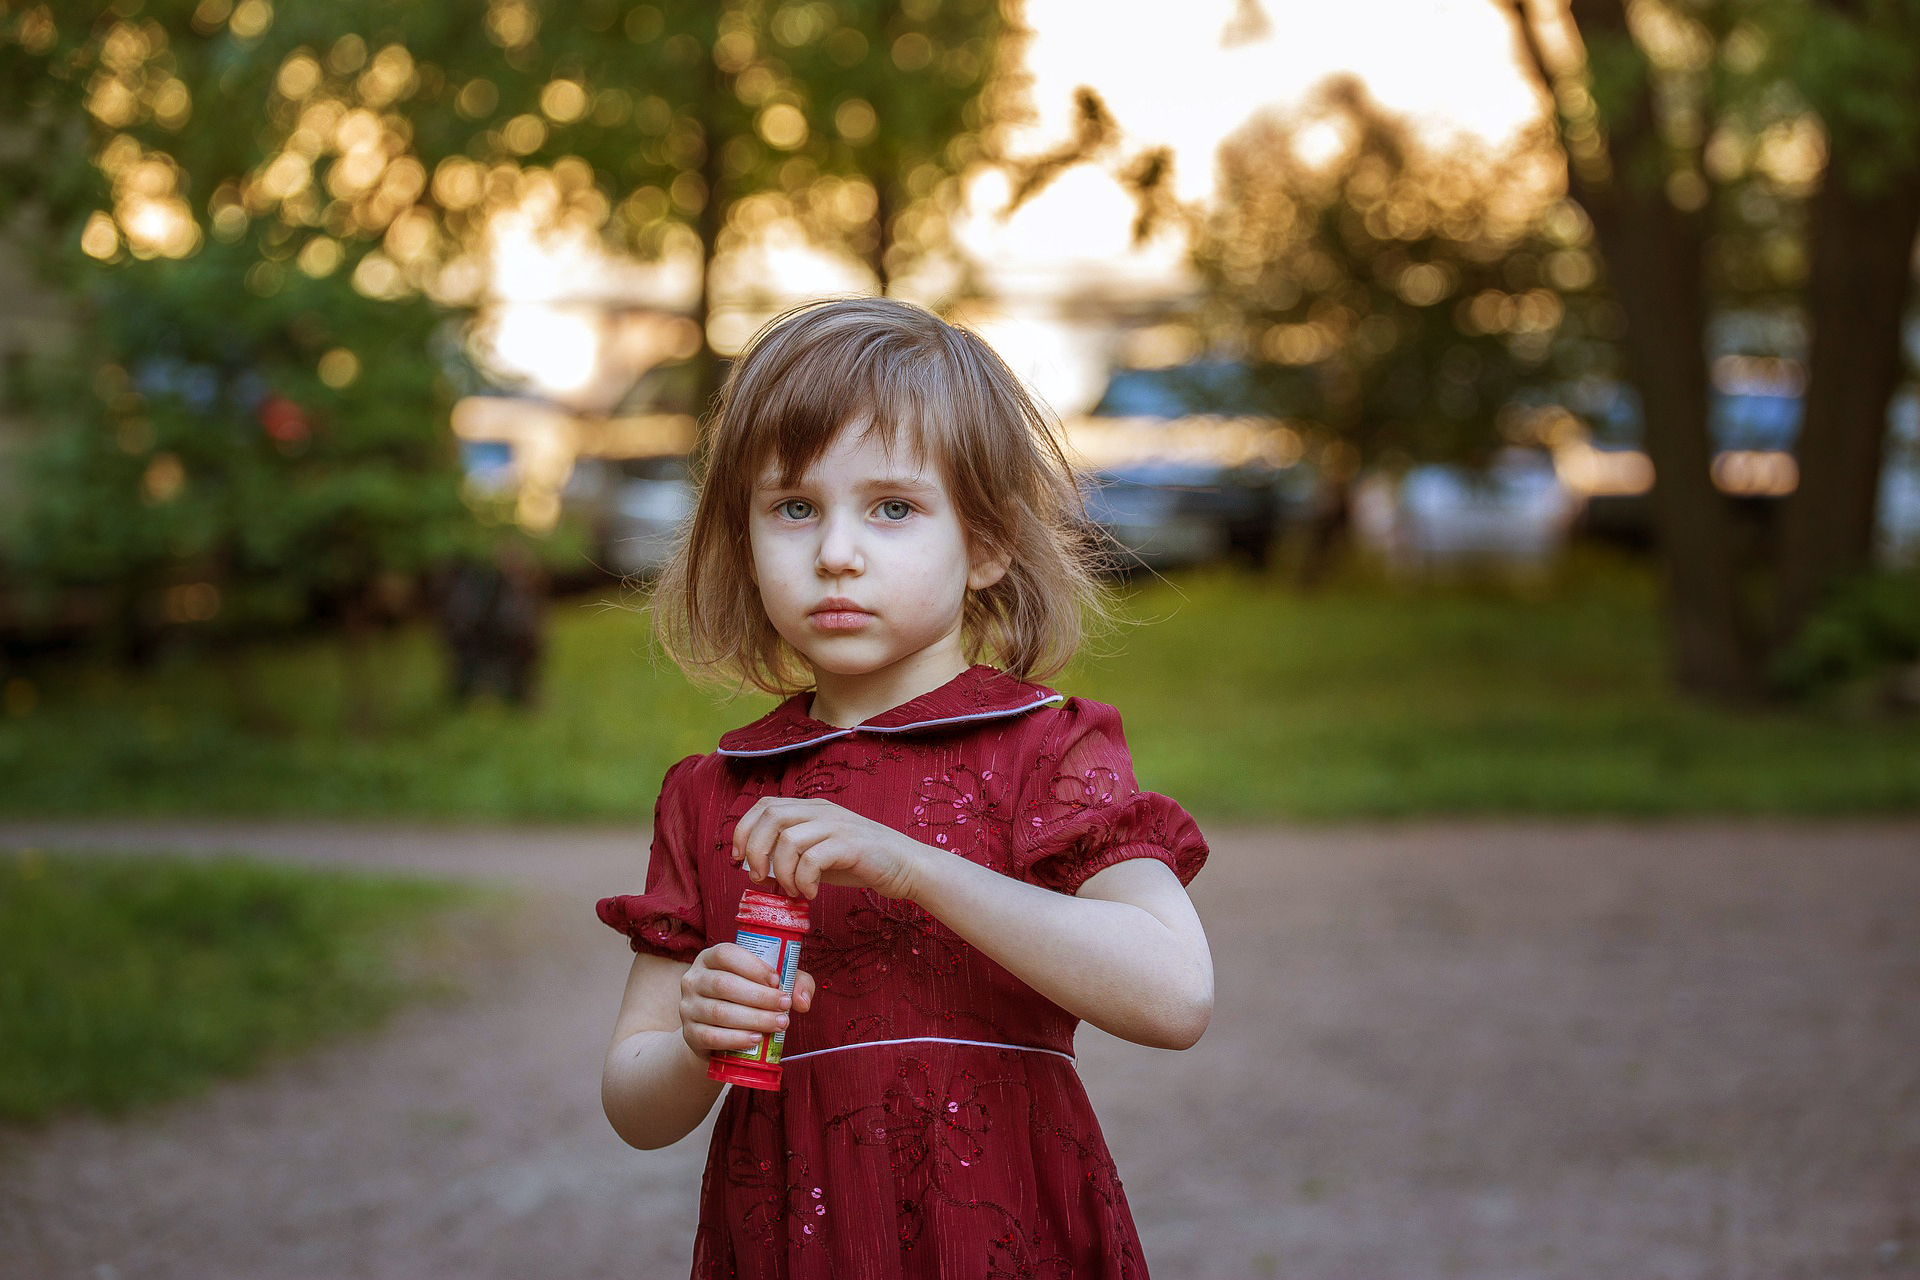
[792,968,816,1013]
[685,1021,768,1055]
[768,821,834,899]
[702,942,781,989]
[683,995,789,1035]
[737,801,803,882]
[690,966,788,1010]
[732,805,777,881]
[794,842,831,901]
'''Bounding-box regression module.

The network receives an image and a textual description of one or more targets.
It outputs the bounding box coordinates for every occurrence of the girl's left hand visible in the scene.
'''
[731,798,928,901]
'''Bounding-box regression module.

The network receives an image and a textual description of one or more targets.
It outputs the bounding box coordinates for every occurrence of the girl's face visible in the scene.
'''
[748,423,1008,694]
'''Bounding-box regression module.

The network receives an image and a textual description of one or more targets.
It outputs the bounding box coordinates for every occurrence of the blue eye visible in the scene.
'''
[877,500,913,521]
[776,499,814,520]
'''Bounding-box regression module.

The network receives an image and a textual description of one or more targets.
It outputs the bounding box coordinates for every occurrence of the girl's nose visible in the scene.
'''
[815,510,864,576]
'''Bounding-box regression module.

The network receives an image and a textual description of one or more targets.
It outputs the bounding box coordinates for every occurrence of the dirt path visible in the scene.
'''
[2,819,1917,1280]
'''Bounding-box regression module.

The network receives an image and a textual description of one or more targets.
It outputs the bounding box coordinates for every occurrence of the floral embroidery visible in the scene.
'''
[790,747,896,800]
[1028,1101,1129,1215]
[979,1199,1076,1280]
[1042,763,1128,817]
[907,762,1012,865]
[824,1054,1009,1181]
[724,1091,829,1252]
[810,892,969,997]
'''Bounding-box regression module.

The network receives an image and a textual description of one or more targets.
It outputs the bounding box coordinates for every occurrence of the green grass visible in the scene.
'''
[0,850,474,1123]
[1070,562,1920,817]
[1,557,1917,819]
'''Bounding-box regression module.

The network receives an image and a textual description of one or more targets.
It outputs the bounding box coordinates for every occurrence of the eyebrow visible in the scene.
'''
[754,473,942,495]
[858,474,941,494]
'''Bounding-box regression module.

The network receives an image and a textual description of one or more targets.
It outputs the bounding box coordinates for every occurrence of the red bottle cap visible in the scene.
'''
[737,888,811,933]
[708,1056,783,1090]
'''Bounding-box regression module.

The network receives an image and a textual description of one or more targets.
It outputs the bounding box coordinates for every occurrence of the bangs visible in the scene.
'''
[721,310,943,494]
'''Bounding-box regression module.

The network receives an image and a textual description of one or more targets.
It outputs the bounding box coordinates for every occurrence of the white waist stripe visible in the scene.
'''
[778,1036,1076,1066]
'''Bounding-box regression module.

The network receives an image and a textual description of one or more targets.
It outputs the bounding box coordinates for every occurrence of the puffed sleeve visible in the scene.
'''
[596,755,709,961]
[1010,699,1208,895]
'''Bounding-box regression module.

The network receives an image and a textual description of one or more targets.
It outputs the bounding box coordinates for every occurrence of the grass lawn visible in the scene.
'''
[1,556,1916,819]
[0,850,476,1123]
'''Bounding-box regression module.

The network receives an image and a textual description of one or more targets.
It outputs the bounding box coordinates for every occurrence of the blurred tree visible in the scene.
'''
[1762,0,1920,648]
[0,0,486,655]
[1002,77,1612,583]
[772,0,1012,290]
[0,0,1015,646]
[3,243,471,657]
[654,0,1014,407]
[1506,0,1920,698]
[1197,77,1610,476]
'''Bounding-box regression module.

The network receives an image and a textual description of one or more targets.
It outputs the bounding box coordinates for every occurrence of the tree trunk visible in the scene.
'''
[1774,163,1920,642]
[868,176,893,294]
[1592,196,1754,696]
[340,595,376,738]
[1515,0,1756,698]
[1566,1,1754,697]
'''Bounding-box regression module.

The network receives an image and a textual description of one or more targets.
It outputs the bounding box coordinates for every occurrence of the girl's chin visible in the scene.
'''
[786,627,964,678]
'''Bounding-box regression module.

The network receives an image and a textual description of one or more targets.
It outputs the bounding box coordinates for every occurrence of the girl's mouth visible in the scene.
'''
[808,609,873,632]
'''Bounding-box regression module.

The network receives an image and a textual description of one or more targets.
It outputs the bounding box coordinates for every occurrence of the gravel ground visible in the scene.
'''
[0,818,1916,1280]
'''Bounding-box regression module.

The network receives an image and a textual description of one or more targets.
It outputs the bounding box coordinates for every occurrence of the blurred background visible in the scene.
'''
[2,1,1918,1277]
[6,0,1920,741]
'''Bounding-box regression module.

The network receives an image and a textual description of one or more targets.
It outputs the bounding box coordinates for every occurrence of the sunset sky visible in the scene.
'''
[963,0,1545,289]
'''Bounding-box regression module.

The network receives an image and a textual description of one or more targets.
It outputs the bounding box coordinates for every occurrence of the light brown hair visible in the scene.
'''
[651,296,1108,696]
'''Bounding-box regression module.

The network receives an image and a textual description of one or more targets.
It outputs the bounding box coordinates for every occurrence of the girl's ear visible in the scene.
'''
[967,543,1012,592]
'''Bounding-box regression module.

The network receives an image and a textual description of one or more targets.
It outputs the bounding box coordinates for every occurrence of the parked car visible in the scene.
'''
[1352,451,1577,573]
[1070,363,1301,571]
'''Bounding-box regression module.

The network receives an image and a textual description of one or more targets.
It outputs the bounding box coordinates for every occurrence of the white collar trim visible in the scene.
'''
[717,692,1064,758]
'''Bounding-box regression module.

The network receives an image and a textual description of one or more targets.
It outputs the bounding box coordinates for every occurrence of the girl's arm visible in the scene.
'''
[601,943,817,1150]
[910,849,1213,1050]
[732,799,1213,1050]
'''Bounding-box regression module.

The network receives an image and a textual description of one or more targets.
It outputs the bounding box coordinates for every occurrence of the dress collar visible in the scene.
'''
[716,664,1064,758]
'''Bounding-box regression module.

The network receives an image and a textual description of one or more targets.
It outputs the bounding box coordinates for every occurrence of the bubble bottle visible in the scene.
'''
[707,888,812,1091]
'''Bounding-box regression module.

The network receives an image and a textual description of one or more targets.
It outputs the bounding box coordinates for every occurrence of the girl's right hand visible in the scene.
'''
[678,942,816,1060]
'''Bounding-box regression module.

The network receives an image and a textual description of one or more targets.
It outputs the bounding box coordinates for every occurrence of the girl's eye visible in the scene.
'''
[775,499,814,520]
[876,500,913,521]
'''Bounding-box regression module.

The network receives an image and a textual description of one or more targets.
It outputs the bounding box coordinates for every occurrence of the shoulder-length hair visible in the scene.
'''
[651,296,1108,696]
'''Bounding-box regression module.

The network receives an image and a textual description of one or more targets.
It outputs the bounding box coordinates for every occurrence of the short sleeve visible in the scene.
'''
[596,755,709,961]
[1011,699,1208,895]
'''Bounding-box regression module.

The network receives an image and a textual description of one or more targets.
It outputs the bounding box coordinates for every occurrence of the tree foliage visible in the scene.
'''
[0,0,1013,642]
[3,243,469,647]
[1195,78,1613,470]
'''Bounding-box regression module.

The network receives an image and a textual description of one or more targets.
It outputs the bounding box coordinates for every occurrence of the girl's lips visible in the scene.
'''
[808,610,873,632]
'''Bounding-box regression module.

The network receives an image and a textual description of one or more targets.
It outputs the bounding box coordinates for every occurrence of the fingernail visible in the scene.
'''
[779,993,791,1008]
[775,1015,789,1028]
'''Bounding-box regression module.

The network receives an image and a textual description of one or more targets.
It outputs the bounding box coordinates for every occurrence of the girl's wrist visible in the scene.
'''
[668,1026,723,1087]
[882,829,938,902]
[891,829,973,909]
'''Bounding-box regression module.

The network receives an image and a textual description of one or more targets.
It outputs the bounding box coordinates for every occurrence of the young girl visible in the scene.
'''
[598,297,1213,1279]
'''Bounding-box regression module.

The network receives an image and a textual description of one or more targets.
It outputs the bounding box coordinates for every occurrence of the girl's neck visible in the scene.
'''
[805,639,973,729]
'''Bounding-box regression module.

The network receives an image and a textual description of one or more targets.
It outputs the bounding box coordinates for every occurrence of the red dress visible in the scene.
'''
[598,664,1208,1280]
